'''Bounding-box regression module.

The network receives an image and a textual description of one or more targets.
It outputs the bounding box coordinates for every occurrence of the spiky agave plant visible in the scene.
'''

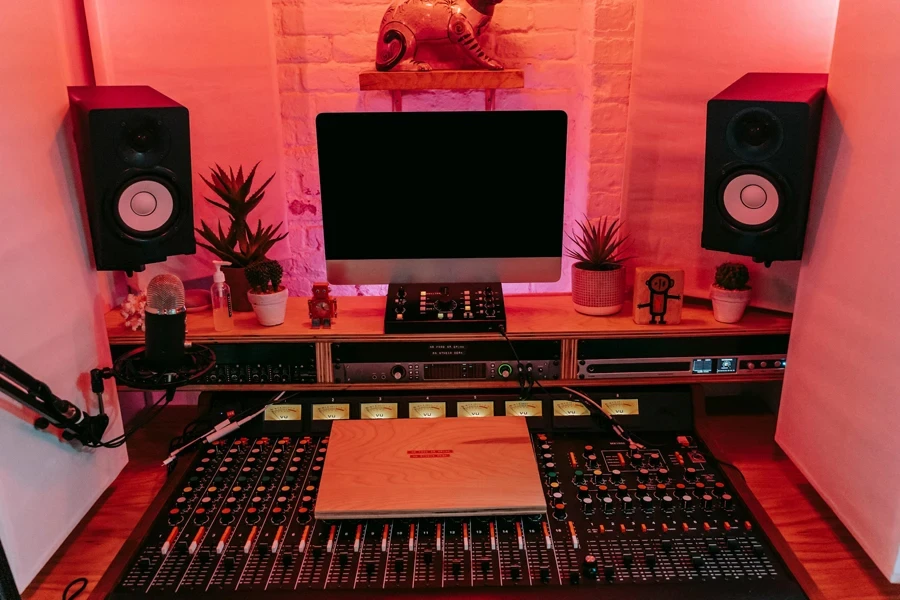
[566,217,629,271]
[195,163,287,267]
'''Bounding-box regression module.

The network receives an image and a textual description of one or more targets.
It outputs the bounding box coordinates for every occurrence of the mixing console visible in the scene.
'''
[97,390,805,599]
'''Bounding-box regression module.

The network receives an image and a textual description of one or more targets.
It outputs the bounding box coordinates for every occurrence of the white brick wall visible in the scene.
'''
[272,0,635,295]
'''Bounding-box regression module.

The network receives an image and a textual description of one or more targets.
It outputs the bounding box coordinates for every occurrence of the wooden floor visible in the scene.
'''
[21,406,900,600]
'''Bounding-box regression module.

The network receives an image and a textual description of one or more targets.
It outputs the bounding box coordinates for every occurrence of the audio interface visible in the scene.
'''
[384,283,506,333]
[112,343,318,385]
[332,341,560,383]
[94,387,805,599]
[577,335,788,379]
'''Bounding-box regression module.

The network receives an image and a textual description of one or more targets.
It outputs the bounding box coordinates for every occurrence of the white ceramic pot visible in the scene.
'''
[248,287,288,326]
[571,264,626,316]
[710,285,751,323]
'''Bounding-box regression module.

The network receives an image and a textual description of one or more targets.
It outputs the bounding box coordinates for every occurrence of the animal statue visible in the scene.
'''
[375,0,505,72]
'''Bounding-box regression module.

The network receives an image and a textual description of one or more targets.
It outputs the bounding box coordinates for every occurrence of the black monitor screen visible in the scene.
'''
[316,111,567,261]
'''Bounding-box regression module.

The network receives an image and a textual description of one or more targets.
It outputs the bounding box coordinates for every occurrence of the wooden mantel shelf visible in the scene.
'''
[359,69,525,91]
[104,294,791,345]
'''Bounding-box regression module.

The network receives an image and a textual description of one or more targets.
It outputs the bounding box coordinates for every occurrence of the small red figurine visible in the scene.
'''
[308,282,337,328]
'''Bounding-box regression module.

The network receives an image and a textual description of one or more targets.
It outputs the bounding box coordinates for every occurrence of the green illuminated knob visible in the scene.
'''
[497,363,514,379]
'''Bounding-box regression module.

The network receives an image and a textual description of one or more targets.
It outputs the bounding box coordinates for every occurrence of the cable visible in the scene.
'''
[561,386,645,449]
[62,577,87,600]
[497,325,529,398]
[91,388,177,449]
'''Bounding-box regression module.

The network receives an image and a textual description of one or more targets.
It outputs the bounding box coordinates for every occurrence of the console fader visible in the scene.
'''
[96,390,806,599]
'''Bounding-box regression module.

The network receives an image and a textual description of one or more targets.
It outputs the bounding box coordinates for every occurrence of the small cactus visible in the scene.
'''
[714,263,750,291]
[246,259,284,293]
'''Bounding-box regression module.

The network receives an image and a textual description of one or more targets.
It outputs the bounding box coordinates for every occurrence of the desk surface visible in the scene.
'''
[23,407,900,600]
[105,294,792,344]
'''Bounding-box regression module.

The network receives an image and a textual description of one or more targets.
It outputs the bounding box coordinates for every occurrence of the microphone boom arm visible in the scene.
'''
[0,353,109,445]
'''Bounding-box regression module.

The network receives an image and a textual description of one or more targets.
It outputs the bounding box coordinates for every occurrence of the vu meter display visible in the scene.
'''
[264,404,302,421]
[456,401,494,418]
[409,401,446,419]
[553,400,591,416]
[312,403,350,421]
[361,402,398,420]
[601,398,640,415]
[505,400,543,417]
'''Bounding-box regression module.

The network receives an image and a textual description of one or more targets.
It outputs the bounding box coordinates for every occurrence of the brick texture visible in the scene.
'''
[273,0,635,295]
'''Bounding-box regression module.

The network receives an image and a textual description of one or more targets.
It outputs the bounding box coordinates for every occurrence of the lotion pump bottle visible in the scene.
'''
[211,260,234,332]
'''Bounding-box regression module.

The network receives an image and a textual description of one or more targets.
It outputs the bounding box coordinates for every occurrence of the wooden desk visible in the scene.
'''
[22,406,900,600]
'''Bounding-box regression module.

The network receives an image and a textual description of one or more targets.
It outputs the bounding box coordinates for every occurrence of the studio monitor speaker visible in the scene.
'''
[68,86,195,272]
[701,73,827,263]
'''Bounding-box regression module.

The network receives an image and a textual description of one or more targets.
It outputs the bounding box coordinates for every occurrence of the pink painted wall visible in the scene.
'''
[621,0,839,311]
[0,0,127,589]
[776,0,900,583]
[84,0,292,287]
[272,0,637,295]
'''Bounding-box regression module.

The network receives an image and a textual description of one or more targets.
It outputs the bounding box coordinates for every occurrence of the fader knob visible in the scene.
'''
[540,565,550,583]
[623,553,634,567]
[582,555,598,579]
[480,559,491,573]
[423,550,433,565]
[510,565,521,580]
[645,553,657,569]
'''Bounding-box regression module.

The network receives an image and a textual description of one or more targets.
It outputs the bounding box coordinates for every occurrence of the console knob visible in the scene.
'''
[397,287,407,299]
[603,564,615,580]
[546,471,558,483]
[638,469,650,483]
[510,565,521,580]
[582,445,594,458]
[573,470,585,485]
[577,485,590,500]
[661,495,675,512]
[648,452,661,466]
[553,503,567,520]
[610,470,623,484]
[390,365,406,380]
[656,468,670,482]
[702,494,715,511]
[621,496,634,513]
[585,454,598,469]
[721,494,735,511]
[681,494,694,511]
[684,467,698,482]
[602,497,615,514]
[630,452,643,466]
[641,495,654,511]
[616,484,629,498]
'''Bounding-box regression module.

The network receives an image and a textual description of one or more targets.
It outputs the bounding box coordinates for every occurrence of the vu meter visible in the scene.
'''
[409,401,446,419]
[361,402,398,419]
[312,403,350,420]
[505,400,543,417]
[264,404,302,421]
[457,400,494,417]
[553,400,591,416]
[601,398,640,415]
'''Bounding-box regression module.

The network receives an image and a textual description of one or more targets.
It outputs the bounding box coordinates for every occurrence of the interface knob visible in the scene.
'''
[390,365,407,381]
[497,363,514,379]
[645,553,657,569]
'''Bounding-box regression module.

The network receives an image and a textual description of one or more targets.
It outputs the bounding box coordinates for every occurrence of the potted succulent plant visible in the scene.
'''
[568,217,629,315]
[195,163,287,311]
[246,259,288,326]
[710,262,751,323]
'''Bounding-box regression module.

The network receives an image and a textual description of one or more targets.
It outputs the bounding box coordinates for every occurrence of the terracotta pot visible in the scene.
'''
[223,266,253,312]
[571,264,626,316]
[710,285,751,323]
[248,287,289,326]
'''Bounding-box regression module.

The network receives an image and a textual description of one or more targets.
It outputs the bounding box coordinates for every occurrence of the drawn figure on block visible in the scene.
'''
[637,273,681,325]
[309,283,338,329]
[375,0,505,72]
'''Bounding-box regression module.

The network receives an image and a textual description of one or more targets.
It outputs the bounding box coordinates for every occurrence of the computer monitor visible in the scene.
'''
[316,110,567,284]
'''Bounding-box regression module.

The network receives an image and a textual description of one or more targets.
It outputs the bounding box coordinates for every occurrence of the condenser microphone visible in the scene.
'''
[144,274,187,370]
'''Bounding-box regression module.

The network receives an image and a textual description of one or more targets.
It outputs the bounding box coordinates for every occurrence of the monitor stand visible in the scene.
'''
[384,283,506,334]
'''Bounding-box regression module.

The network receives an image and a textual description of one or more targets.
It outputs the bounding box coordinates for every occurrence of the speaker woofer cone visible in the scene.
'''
[726,107,784,162]
[112,176,179,238]
[717,169,785,232]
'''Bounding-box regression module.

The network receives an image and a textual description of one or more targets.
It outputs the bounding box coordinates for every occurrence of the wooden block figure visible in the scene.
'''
[633,267,684,325]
